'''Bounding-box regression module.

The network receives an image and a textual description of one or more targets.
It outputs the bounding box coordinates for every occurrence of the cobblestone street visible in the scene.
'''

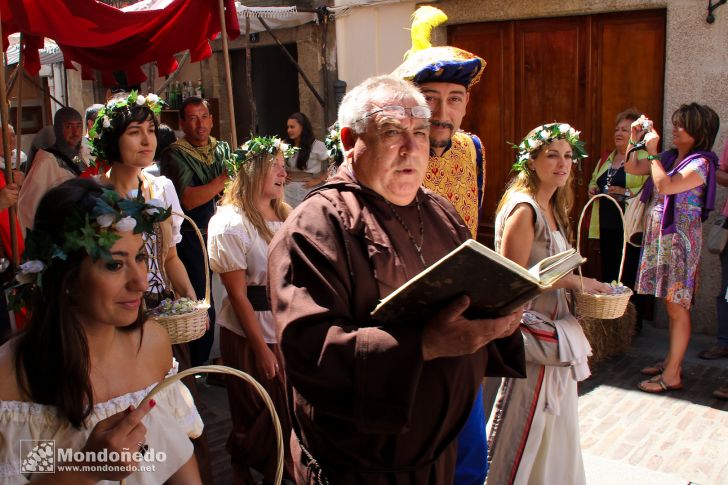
[197,324,728,485]
[579,325,728,485]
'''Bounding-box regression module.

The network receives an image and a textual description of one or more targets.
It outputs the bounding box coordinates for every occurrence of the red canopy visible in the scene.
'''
[1,0,240,85]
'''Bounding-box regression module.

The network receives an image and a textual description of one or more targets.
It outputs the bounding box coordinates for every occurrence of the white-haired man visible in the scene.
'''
[268,75,525,484]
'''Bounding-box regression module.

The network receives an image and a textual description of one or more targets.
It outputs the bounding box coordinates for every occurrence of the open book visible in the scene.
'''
[370,239,585,323]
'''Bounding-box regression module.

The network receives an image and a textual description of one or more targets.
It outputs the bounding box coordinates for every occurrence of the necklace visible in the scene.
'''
[604,157,624,192]
[384,196,426,268]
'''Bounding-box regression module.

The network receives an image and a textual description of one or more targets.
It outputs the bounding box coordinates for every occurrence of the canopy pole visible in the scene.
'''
[259,17,325,107]
[155,52,189,96]
[217,0,237,149]
[5,65,19,98]
[244,17,257,135]
[0,21,19,267]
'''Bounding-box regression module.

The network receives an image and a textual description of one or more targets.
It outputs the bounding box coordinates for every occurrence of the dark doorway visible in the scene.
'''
[231,43,300,142]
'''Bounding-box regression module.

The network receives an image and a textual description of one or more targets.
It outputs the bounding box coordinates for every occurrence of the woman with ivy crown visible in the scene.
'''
[90,91,196,309]
[0,178,203,483]
[486,124,610,485]
[207,135,294,483]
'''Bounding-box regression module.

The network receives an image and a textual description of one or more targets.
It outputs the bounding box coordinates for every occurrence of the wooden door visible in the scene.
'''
[449,10,666,247]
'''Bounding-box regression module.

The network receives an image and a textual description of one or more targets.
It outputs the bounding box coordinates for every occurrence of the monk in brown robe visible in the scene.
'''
[268,75,526,484]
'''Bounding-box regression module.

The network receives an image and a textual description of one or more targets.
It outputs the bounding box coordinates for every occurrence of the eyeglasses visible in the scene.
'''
[355,105,432,123]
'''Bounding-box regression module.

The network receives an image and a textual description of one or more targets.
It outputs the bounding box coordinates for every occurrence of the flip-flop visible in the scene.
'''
[713,386,728,400]
[640,361,665,376]
[638,374,683,393]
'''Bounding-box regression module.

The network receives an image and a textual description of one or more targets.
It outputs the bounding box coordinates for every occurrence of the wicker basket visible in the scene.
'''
[150,212,210,344]
[574,194,632,319]
[121,365,284,485]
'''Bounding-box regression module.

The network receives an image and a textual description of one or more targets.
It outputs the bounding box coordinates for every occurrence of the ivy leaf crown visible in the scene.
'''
[224,135,298,175]
[7,180,171,310]
[510,122,588,172]
[88,90,166,160]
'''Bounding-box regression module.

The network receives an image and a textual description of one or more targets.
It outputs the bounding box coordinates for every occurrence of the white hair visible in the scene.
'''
[337,75,427,134]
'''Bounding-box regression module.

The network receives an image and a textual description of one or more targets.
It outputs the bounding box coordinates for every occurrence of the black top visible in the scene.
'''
[596,165,627,230]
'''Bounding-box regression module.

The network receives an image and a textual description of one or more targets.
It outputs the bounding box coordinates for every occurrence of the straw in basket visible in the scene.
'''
[574,193,632,319]
[120,365,284,485]
[151,212,210,344]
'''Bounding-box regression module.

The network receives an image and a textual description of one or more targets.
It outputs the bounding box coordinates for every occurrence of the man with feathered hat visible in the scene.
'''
[393,7,490,484]
[392,6,486,240]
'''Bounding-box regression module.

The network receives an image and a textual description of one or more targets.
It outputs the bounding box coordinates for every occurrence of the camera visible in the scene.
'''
[641,119,652,131]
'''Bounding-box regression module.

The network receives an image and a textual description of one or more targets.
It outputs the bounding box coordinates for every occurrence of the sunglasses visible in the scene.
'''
[355,105,432,123]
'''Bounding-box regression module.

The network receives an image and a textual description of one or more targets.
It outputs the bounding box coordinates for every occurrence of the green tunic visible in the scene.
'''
[159,137,230,231]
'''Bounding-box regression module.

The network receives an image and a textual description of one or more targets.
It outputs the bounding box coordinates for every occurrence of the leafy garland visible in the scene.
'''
[511,123,587,172]
[8,181,171,310]
[224,135,298,175]
[88,90,166,160]
[324,123,343,162]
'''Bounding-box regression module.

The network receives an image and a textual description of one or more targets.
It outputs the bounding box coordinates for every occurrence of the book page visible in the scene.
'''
[528,249,586,287]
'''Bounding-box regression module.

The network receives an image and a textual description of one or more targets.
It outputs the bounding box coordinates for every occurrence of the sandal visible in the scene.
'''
[713,386,728,400]
[640,361,665,376]
[698,345,728,360]
[638,374,683,393]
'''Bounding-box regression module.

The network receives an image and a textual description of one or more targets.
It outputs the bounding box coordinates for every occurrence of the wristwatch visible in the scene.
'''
[625,189,631,197]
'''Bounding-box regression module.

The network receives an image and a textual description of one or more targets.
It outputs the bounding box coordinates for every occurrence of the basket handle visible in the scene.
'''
[575,193,627,292]
[128,365,284,485]
[172,211,210,305]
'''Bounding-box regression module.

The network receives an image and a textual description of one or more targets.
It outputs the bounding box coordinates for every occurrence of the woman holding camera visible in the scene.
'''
[625,103,720,393]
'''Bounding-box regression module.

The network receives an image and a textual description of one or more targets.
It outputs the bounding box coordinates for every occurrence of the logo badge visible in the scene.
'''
[20,440,55,473]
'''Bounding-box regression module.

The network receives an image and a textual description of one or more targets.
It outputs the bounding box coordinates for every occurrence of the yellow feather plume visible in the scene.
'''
[404,6,448,59]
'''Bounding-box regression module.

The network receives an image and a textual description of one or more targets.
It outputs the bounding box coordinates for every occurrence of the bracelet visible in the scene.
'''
[647,154,661,161]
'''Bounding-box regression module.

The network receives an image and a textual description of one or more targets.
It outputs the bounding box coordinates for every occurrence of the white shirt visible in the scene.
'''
[0,361,202,484]
[285,139,329,175]
[207,204,282,343]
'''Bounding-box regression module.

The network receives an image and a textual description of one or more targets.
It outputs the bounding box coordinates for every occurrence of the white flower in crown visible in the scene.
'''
[115,216,137,233]
[136,95,146,106]
[96,213,116,228]
[539,129,549,139]
[241,140,251,150]
[103,116,111,128]
[20,260,45,275]
[146,94,159,104]
[16,260,45,284]
[559,123,571,133]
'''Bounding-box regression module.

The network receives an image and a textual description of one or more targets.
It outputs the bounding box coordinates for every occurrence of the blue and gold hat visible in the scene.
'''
[392,6,486,90]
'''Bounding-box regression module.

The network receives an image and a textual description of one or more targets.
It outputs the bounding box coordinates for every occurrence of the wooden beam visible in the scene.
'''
[258,17,325,107]
[0,23,19,266]
[155,51,190,96]
[218,0,238,149]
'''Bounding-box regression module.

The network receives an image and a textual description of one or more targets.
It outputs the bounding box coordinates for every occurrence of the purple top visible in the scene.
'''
[639,149,718,235]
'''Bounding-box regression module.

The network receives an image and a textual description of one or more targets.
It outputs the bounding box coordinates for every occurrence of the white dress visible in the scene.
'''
[0,361,203,484]
[207,204,282,343]
[94,173,184,299]
[487,193,589,485]
[284,139,329,208]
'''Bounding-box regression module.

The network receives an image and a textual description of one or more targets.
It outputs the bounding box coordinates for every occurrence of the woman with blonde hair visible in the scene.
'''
[207,136,294,484]
[487,123,610,485]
